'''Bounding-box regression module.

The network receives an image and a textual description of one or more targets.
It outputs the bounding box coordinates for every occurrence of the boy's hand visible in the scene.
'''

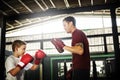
[34,49,46,65]
[17,53,34,69]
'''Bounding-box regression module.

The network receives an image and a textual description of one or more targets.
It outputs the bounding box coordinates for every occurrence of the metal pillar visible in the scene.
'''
[0,12,6,80]
[64,60,67,80]
[93,60,97,80]
[110,7,120,79]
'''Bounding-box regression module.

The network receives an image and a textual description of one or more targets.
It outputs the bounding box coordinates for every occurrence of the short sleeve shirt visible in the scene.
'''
[5,55,25,80]
[72,29,90,70]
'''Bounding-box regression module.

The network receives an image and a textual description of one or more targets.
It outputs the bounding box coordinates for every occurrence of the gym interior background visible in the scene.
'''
[0,0,120,80]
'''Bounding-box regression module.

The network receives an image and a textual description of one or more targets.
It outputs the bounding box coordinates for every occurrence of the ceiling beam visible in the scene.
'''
[34,0,45,11]
[64,0,70,8]
[0,10,7,15]
[78,0,82,7]
[49,0,56,8]
[6,1,120,21]
[18,0,33,13]
[6,23,14,28]
[41,0,49,9]
[2,0,20,14]
[15,20,23,25]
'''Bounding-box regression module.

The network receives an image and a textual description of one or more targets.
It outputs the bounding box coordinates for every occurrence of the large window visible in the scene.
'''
[116,7,120,44]
[6,10,120,54]
[6,12,112,37]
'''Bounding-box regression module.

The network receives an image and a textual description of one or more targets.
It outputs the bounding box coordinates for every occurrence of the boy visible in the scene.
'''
[5,40,46,80]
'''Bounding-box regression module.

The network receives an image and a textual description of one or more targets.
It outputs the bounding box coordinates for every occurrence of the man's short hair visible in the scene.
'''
[63,16,76,26]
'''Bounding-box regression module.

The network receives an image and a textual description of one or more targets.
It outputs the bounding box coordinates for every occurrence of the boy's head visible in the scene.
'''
[12,40,26,56]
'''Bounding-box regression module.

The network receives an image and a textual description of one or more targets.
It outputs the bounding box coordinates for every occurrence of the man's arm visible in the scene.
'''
[63,43,84,55]
[51,38,84,55]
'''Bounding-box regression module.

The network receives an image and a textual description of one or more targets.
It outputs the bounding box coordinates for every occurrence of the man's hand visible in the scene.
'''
[51,38,65,53]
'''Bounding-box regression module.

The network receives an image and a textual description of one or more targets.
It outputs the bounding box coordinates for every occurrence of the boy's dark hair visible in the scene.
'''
[12,40,26,52]
[63,16,76,26]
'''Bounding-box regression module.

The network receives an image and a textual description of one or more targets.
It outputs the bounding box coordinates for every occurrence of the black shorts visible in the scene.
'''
[72,69,90,80]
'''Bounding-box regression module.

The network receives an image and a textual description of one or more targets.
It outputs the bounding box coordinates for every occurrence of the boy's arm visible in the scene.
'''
[9,53,33,76]
[23,63,38,70]
[8,66,21,76]
[30,49,46,70]
[30,64,39,70]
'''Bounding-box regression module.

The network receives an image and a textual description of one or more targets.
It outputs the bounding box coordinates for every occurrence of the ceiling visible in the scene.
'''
[0,0,120,32]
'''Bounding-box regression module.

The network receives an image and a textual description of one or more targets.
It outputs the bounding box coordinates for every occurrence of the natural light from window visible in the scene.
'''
[6,15,120,37]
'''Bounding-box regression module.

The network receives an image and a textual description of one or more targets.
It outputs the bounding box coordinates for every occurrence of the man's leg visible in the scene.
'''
[72,69,90,80]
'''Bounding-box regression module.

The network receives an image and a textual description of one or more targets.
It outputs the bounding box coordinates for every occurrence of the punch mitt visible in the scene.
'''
[51,38,65,53]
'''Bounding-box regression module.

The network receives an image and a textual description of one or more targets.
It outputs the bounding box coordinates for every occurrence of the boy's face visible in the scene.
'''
[16,45,26,56]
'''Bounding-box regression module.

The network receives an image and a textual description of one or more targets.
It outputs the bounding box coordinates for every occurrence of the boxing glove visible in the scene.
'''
[17,53,33,69]
[51,38,65,53]
[34,50,46,65]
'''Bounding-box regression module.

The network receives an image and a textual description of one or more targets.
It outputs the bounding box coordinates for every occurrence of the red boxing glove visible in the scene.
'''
[17,53,33,69]
[51,38,65,53]
[34,50,46,65]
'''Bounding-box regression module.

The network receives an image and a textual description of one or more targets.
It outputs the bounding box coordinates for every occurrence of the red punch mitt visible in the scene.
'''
[51,38,65,53]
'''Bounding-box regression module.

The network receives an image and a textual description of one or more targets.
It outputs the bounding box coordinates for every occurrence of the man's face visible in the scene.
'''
[63,21,72,33]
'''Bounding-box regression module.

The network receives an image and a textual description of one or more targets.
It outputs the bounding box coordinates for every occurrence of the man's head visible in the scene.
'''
[63,16,76,33]
[12,40,26,56]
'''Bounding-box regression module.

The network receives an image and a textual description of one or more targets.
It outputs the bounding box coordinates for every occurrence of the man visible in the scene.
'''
[51,16,90,80]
